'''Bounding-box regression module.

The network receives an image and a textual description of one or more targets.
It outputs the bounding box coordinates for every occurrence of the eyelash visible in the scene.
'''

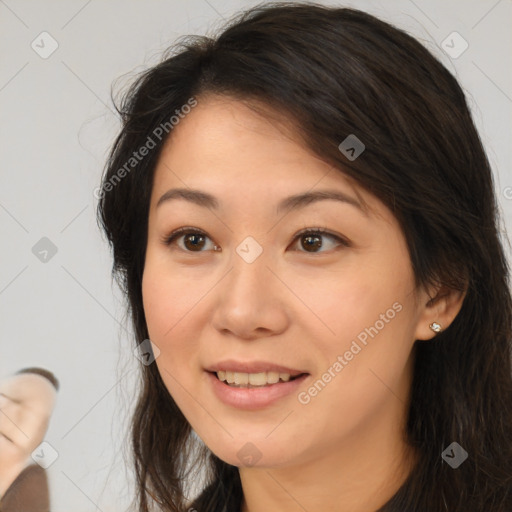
[160,226,350,254]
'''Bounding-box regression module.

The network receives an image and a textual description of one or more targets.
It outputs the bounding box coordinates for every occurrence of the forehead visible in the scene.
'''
[157,95,320,178]
[151,95,378,216]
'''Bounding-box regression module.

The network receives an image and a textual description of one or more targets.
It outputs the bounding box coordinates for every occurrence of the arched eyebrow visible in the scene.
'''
[276,189,368,216]
[156,188,368,216]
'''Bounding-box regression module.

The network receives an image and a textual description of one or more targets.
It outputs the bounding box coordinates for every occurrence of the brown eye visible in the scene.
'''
[301,233,323,252]
[291,229,348,253]
[183,232,206,251]
[162,227,218,253]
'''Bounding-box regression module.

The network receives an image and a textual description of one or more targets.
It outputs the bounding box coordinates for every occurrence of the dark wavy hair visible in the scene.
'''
[97,2,512,511]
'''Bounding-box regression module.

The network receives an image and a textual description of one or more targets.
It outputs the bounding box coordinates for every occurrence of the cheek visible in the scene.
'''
[291,261,416,421]
[142,259,205,343]
[142,263,206,407]
[288,260,412,354]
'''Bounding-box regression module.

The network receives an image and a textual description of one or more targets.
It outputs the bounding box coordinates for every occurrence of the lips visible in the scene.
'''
[206,370,310,409]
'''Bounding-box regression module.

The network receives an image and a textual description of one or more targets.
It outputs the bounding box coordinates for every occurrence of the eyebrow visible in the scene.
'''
[156,187,367,216]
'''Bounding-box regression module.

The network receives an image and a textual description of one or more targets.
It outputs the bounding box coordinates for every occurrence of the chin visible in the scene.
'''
[204,437,297,469]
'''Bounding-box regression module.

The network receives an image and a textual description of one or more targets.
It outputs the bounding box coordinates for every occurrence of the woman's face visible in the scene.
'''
[142,95,436,469]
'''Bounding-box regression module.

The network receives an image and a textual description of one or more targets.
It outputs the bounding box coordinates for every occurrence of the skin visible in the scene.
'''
[142,95,465,512]
[0,373,57,497]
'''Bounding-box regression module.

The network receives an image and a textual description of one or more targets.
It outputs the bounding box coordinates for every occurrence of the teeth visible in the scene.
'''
[215,370,298,387]
[235,372,249,385]
[248,372,266,385]
[267,371,280,384]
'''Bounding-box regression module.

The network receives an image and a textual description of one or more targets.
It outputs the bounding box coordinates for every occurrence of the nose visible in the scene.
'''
[210,249,289,340]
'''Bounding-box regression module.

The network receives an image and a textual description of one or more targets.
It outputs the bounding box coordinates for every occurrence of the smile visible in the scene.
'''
[206,371,309,409]
[215,370,303,387]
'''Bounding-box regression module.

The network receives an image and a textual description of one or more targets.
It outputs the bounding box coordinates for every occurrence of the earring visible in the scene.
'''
[429,322,442,333]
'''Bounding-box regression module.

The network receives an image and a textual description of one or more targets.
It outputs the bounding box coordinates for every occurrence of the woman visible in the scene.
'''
[97,2,512,511]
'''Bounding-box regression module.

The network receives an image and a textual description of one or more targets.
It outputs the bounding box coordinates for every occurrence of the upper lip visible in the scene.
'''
[205,360,307,376]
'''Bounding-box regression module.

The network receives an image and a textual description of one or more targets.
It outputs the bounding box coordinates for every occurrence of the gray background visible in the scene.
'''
[1,1,511,510]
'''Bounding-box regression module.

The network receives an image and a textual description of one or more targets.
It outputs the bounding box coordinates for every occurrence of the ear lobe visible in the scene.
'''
[414,284,466,341]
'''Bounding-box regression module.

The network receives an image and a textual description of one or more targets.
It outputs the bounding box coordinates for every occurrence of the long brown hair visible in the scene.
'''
[97,2,512,510]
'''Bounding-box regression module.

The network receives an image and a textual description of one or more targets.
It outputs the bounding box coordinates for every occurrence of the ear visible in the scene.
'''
[413,282,466,340]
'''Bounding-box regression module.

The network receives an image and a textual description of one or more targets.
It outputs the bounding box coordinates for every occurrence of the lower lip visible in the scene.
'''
[206,371,309,410]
